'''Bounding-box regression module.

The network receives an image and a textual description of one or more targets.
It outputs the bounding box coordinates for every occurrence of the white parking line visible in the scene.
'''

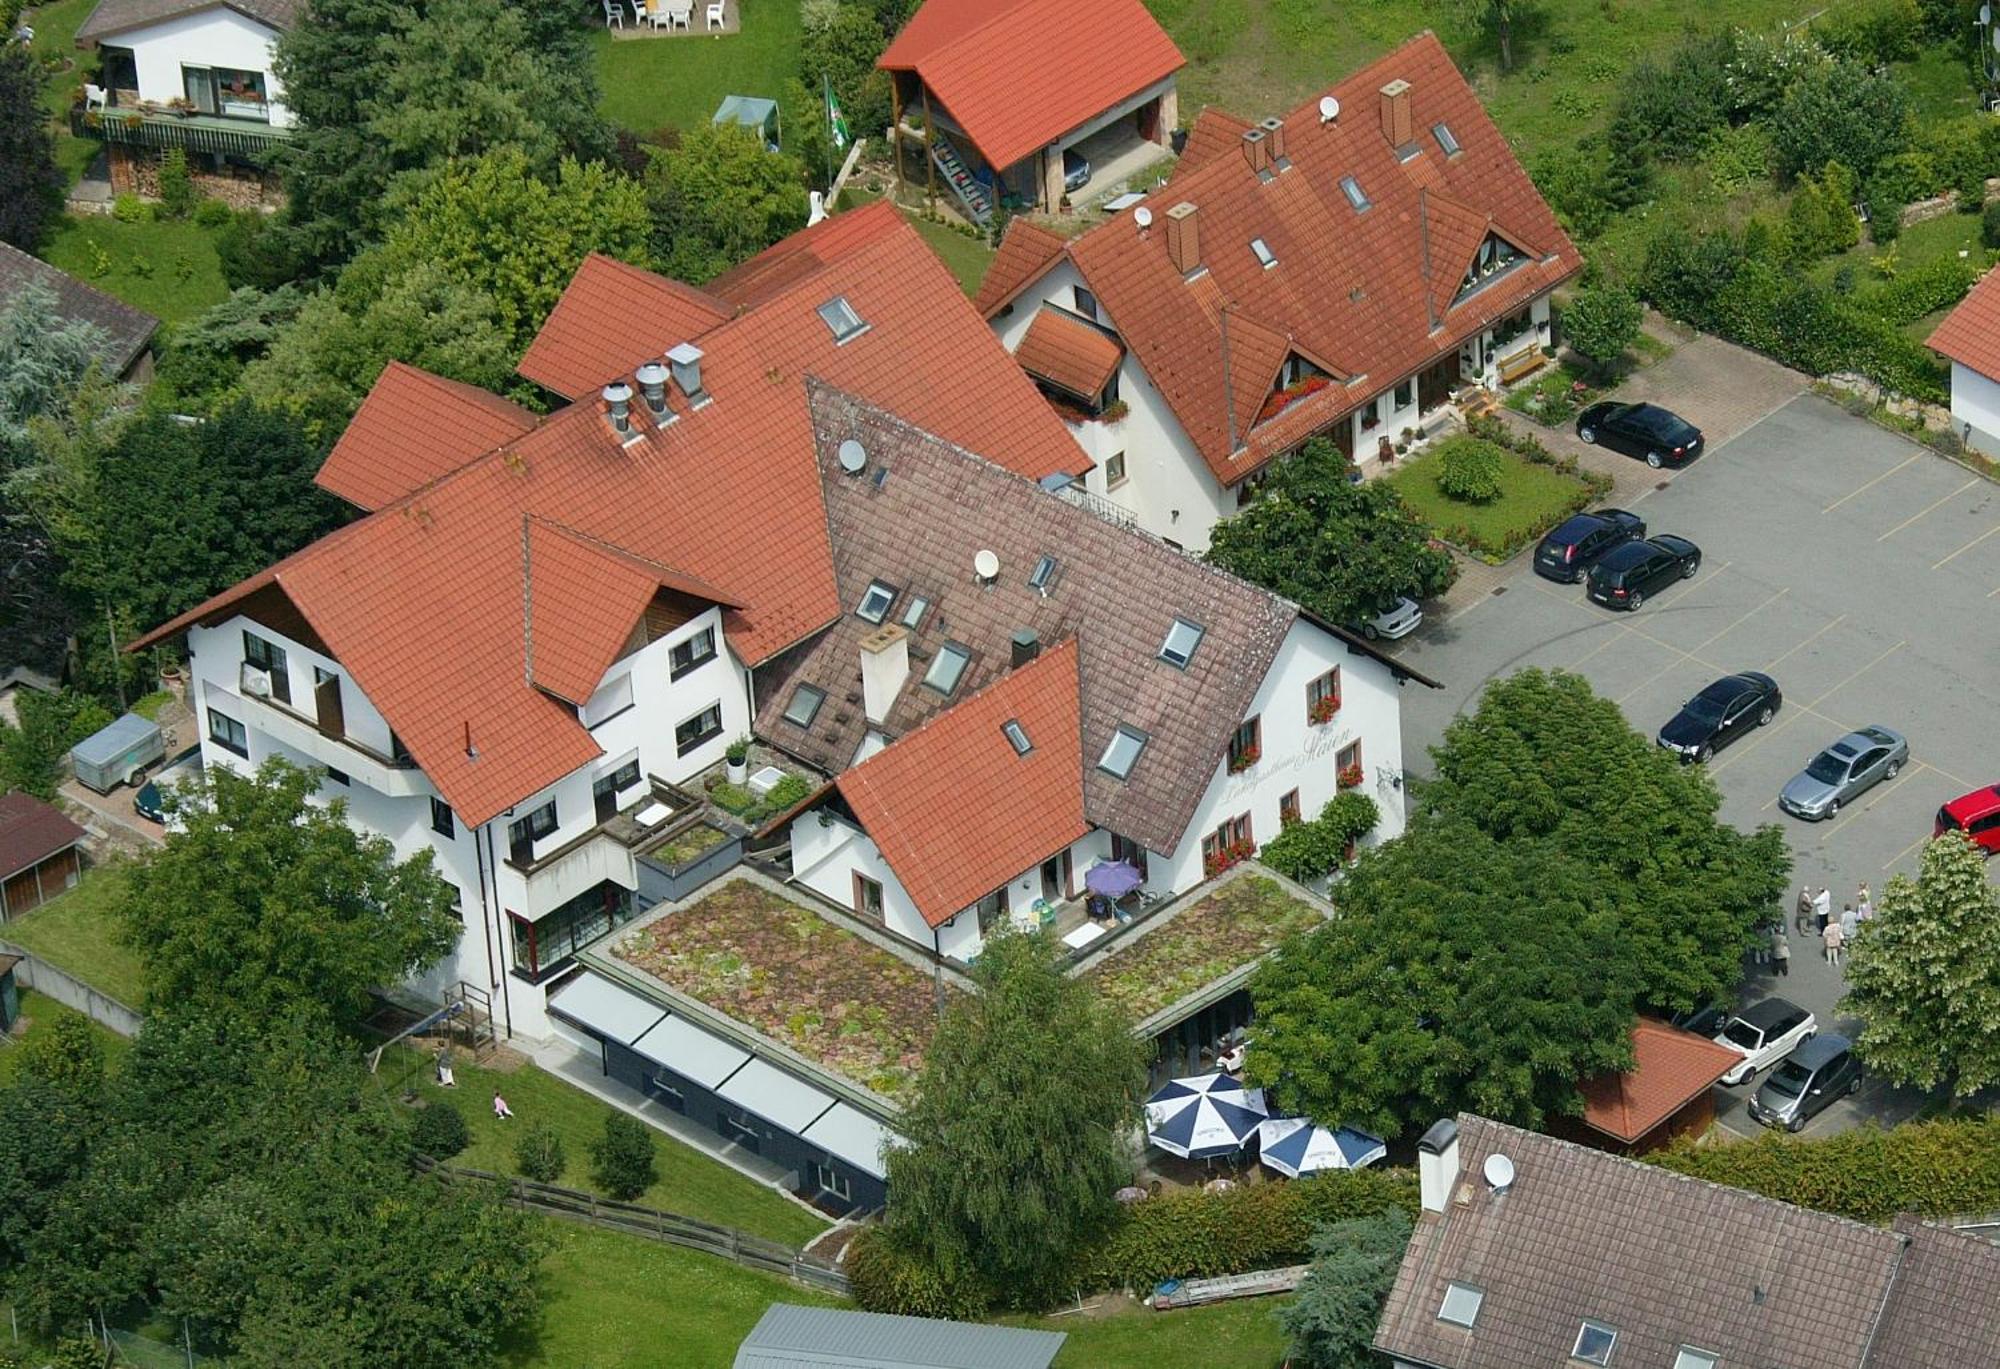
[1876,478,1978,542]
[1823,453,1920,513]
[1932,520,2000,570]
[1761,613,1846,672]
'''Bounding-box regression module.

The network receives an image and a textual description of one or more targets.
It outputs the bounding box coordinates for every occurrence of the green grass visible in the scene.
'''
[129,690,173,721]
[26,0,102,185]
[1386,443,1589,561]
[838,187,997,296]
[1892,46,1982,123]
[590,3,803,137]
[39,213,231,325]
[1,866,147,1009]
[395,1048,827,1247]
[0,989,133,1085]
[1031,1300,1287,1369]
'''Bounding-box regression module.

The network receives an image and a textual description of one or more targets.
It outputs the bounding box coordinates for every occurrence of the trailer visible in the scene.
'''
[70,712,165,794]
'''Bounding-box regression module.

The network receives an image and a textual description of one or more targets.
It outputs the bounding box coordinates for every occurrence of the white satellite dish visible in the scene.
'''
[973,548,1000,582]
[837,439,866,475]
[1319,94,1341,124]
[1984,3,1993,24]
[1483,1152,1516,1194]
[1134,205,1154,230]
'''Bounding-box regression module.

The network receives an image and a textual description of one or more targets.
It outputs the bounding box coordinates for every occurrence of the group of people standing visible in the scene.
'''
[1776,883,1873,970]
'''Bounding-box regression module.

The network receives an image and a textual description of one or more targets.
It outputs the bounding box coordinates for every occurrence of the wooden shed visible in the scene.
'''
[0,793,86,920]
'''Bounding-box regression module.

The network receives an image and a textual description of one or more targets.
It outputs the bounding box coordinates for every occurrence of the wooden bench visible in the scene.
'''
[1497,346,1548,386]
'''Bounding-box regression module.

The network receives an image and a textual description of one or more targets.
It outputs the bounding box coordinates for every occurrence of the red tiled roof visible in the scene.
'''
[1026,32,1580,484]
[316,361,539,511]
[971,218,1069,317]
[878,0,1183,172]
[0,792,85,880]
[1014,307,1123,398]
[134,202,1089,830]
[1579,1018,1738,1144]
[1927,264,2000,376]
[1178,108,1254,172]
[518,254,734,400]
[838,639,1087,927]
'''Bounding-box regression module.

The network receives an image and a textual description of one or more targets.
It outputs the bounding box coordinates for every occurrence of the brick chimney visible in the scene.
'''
[859,624,909,725]
[1258,115,1287,164]
[1165,201,1201,276]
[1379,79,1412,148]
[1240,126,1269,176]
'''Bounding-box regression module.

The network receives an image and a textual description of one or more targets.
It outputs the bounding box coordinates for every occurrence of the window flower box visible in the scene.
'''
[1227,744,1261,774]
[1308,695,1341,725]
[1337,762,1364,790]
[1202,838,1257,878]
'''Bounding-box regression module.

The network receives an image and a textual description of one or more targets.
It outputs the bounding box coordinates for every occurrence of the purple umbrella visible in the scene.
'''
[1086,860,1145,897]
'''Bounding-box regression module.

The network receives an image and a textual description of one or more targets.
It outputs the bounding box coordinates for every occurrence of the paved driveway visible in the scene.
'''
[1390,391,2000,1135]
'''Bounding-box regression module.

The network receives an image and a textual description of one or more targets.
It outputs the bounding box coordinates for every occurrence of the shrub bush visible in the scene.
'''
[193,197,232,229]
[157,147,195,219]
[1260,791,1382,884]
[590,1113,657,1200]
[1858,256,1979,325]
[112,192,150,223]
[1814,0,1921,62]
[1433,437,1505,503]
[1984,200,2000,249]
[514,1121,565,1183]
[848,1226,991,1318]
[411,1099,470,1159]
[215,209,303,291]
[1769,59,1909,183]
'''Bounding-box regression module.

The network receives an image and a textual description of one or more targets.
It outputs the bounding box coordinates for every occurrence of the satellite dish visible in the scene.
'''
[1984,3,1993,24]
[1134,205,1154,230]
[1319,94,1341,124]
[837,439,866,475]
[1483,1153,1516,1194]
[973,549,1000,581]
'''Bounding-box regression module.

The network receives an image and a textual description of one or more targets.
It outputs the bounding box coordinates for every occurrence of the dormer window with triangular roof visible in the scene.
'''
[1456,233,1525,303]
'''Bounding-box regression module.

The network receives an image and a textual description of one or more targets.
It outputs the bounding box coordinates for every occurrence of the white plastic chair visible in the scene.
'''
[706,0,725,28]
[666,0,692,28]
[84,83,108,111]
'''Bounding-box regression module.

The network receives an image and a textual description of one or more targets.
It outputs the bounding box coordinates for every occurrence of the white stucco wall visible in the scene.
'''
[115,8,292,126]
[1950,360,2000,456]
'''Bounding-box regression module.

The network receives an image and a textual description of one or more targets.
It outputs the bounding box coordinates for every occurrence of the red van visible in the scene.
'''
[1935,786,2000,855]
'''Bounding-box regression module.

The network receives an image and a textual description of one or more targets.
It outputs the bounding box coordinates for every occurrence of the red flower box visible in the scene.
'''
[1308,695,1341,725]
[1228,744,1261,773]
[1337,763,1364,790]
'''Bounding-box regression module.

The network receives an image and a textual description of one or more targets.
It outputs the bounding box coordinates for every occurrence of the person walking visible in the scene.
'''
[1771,925,1790,976]
[1857,889,1874,924]
[1796,884,1815,935]
[1814,886,1832,935]
[435,1045,456,1087]
[1856,882,1871,912]
[1840,902,1859,944]
[1823,917,1844,966]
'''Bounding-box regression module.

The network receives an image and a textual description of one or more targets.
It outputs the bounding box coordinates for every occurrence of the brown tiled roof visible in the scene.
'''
[75,0,298,42]
[757,384,1295,855]
[1578,1018,1738,1145]
[316,362,539,511]
[1374,1116,1910,1369]
[1013,32,1580,485]
[837,639,1087,926]
[971,219,1069,317]
[1926,265,2000,377]
[0,793,85,880]
[1013,307,1123,399]
[0,243,157,377]
[1870,1216,2000,1368]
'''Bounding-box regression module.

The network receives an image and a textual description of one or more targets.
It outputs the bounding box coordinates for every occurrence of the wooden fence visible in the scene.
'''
[411,1156,849,1295]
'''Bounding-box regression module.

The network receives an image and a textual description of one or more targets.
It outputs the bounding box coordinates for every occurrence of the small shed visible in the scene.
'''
[713,95,781,151]
[70,712,164,794]
[733,1305,1064,1369]
[0,793,86,919]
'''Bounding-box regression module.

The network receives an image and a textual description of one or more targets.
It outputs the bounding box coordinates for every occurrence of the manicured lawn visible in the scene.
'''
[0,989,133,1085]
[39,213,231,326]
[1088,875,1325,1024]
[590,4,803,137]
[1031,1299,1287,1369]
[26,0,102,185]
[396,1048,827,1247]
[1386,442,1589,562]
[1,865,147,1009]
[840,187,995,296]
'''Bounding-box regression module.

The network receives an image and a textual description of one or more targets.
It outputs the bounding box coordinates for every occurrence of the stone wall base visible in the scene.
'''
[106,144,284,211]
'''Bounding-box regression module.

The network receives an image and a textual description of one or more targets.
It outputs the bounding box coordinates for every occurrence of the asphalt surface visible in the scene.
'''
[1387,393,2000,1136]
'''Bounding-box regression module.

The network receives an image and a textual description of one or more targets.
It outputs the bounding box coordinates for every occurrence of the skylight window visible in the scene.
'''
[1098,725,1148,779]
[1572,1321,1618,1366]
[924,641,972,695]
[1437,1282,1483,1328]
[1433,121,1462,156]
[1002,720,1032,755]
[1251,237,1277,269]
[900,595,929,631]
[1158,618,1205,669]
[1029,555,1059,592]
[783,684,826,728]
[817,296,866,342]
[1672,1349,1718,1369]
[855,580,897,623]
[1339,175,1371,212]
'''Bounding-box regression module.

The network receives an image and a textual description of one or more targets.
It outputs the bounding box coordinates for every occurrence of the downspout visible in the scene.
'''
[480,821,513,1039]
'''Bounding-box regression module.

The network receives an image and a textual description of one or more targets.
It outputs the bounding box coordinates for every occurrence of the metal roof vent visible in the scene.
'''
[973,549,1000,585]
[601,381,633,436]
[837,439,867,476]
[634,362,670,418]
[666,342,708,407]
[1483,1152,1515,1196]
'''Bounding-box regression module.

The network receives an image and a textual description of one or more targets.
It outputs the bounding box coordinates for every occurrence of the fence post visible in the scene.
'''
[185,1315,194,1369]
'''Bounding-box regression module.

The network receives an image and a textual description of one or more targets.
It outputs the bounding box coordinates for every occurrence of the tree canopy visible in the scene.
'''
[1206,437,1457,624]
[645,123,810,284]
[1280,1208,1414,1369]
[1842,832,2000,1099]
[1563,279,1643,372]
[0,45,63,251]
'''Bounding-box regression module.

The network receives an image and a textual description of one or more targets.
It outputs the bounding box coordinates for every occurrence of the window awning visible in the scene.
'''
[716,1056,838,1133]
[629,1011,752,1089]
[800,1102,892,1179]
[547,972,667,1045]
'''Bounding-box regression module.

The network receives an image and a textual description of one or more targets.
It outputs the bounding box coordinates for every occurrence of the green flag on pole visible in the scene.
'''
[825,74,851,152]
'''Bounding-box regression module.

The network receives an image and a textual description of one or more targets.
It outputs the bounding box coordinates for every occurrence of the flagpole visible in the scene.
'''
[822,73,836,193]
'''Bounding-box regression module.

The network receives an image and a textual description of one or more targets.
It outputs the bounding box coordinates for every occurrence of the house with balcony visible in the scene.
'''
[973,32,1582,552]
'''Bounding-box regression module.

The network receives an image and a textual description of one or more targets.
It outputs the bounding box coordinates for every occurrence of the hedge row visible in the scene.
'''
[1855,256,1980,327]
[1649,1116,2000,1224]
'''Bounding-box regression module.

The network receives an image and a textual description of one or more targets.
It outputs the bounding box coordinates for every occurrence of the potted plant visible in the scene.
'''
[1337,762,1365,791]
[1308,694,1340,725]
[167,96,196,117]
[724,736,750,784]
[1227,742,1261,774]
[1099,399,1130,424]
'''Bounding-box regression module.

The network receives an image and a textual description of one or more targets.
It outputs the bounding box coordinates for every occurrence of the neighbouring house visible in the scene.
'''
[0,243,160,384]
[1926,266,2000,456]
[733,1304,1064,1369]
[0,793,86,919]
[877,0,1182,222]
[1375,1115,2000,1369]
[1561,1018,1739,1155]
[975,31,1582,552]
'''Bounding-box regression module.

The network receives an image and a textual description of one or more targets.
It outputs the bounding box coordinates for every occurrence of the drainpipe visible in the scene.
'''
[478,822,513,1039]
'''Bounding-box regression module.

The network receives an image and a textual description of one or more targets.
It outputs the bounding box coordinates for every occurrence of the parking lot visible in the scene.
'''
[1391,391,2000,1135]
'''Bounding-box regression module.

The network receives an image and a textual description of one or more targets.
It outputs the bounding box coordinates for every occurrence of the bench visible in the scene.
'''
[1497,346,1547,386]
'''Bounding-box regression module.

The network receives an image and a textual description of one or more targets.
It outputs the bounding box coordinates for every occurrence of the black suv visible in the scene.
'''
[1576,401,1704,468]
[1585,534,1701,610]
[1534,509,1645,583]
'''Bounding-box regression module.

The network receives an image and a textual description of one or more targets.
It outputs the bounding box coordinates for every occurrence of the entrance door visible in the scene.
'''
[1039,850,1071,901]
[1418,356,1457,412]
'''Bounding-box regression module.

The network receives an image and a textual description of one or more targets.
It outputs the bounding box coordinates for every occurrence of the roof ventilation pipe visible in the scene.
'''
[602,381,633,436]
[634,362,670,419]
[667,342,708,407]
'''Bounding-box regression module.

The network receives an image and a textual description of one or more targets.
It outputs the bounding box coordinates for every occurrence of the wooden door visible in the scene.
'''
[314,670,345,740]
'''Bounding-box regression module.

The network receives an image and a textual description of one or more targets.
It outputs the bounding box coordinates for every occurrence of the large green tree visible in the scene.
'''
[1563,279,1642,374]
[645,123,809,284]
[882,928,1144,1309]
[0,45,63,251]
[1279,1209,1414,1369]
[1842,832,2000,1099]
[123,759,460,1027]
[155,286,310,411]
[1768,57,1909,182]
[1206,437,1456,625]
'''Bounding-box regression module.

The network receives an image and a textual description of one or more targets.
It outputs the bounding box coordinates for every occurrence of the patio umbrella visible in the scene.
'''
[1253,1117,1388,1178]
[1085,860,1145,897]
[1144,1072,1268,1159]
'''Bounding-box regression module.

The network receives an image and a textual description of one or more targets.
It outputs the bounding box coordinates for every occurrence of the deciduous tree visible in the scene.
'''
[1563,279,1642,374]
[645,123,809,284]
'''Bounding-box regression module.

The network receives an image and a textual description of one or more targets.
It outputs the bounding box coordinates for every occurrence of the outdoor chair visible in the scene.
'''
[665,0,693,28]
[706,0,725,28]
[601,0,622,26]
[84,83,108,111]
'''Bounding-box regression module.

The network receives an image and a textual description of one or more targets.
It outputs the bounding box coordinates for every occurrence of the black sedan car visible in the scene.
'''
[1658,671,1782,763]
[1533,508,1646,583]
[1585,534,1700,610]
[1576,401,1704,468]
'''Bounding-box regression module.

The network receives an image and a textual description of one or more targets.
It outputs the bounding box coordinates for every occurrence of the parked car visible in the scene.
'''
[1779,725,1908,821]
[1354,595,1423,641]
[1576,401,1705,468]
[1669,1002,1729,1039]
[1714,997,1816,1086]
[1585,534,1701,610]
[1748,1033,1862,1132]
[1657,672,1781,763]
[132,743,201,824]
[1935,784,2000,855]
[1534,509,1646,583]
[1062,148,1090,194]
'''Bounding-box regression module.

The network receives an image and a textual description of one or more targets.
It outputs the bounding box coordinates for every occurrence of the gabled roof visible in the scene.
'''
[75,0,298,43]
[1926,264,2000,377]
[1178,108,1254,172]
[1013,307,1123,399]
[970,219,1068,317]
[994,32,1580,484]
[877,0,1183,173]
[0,793,85,881]
[1577,1019,1738,1144]
[734,1303,1064,1369]
[518,254,734,400]
[1869,1216,2000,1368]
[316,361,539,511]
[837,639,1087,927]
[0,243,158,377]
[134,204,1088,829]
[758,385,1296,855]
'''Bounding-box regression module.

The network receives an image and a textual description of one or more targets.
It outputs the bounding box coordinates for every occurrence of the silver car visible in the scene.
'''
[1779,725,1908,821]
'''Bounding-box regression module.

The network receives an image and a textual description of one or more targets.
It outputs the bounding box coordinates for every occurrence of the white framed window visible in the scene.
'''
[784,684,826,728]
[669,626,716,680]
[1572,1320,1618,1366]
[1672,1349,1718,1369]
[1158,618,1204,668]
[1437,1281,1482,1328]
[856,580,897,623]
[207,707,249,758]
[1098,725,1147,779]
[1102,451,1127,488]
[923,642,972,695]
[817,297,866,342]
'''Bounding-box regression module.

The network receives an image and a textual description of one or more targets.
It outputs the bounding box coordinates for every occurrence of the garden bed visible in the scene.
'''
[1386,427,1607,564]
[610,879,945,1099]
[645,821,728,868]
[1086,874,1325,1024]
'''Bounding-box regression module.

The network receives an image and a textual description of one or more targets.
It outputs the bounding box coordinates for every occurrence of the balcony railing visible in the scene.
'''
[72,105,289,159]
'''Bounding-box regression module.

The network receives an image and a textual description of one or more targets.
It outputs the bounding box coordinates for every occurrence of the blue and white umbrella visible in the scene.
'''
[1254,1116,1388,1177]
[1144,1072,1268,1159]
